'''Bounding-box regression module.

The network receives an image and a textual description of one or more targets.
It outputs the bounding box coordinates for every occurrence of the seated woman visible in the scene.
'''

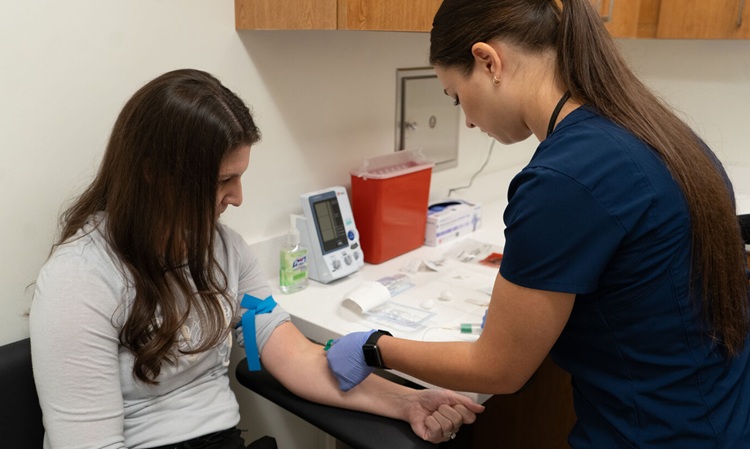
[29,68,483,449]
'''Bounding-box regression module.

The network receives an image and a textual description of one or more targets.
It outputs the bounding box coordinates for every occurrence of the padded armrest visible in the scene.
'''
[235,360,437,449]
[739,214,750,244]
[0,338,45,449]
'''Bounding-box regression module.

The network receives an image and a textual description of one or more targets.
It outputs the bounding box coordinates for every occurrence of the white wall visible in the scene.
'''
[1,0,749,446]
[617,39,750,166]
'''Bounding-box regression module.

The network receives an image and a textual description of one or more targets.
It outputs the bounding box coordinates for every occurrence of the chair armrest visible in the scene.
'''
[235,359,437,449]
[0,338,45,448]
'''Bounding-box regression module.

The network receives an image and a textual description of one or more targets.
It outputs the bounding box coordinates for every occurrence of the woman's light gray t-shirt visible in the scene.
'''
[30,213,289,449]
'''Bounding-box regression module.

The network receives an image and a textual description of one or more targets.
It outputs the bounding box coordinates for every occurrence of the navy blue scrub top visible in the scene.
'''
[500,106,750,448]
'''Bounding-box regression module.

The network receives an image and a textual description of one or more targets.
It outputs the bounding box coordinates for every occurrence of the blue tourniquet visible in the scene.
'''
[240,294,277,371]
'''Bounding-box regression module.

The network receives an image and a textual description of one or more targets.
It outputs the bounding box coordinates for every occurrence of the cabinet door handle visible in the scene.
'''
[738,0,746,27]
[597,0,615,23]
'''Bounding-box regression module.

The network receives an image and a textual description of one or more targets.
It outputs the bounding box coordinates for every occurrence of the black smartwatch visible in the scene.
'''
[362,329,392,369]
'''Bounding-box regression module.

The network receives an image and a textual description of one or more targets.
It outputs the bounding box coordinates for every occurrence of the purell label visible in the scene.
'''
[292,256,307,269]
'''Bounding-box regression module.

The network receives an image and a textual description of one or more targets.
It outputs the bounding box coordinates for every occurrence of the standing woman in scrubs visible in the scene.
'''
[326,0,750,447]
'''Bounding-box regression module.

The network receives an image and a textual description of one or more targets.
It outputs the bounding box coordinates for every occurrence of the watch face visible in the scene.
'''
[363,343,383,368]
[362,330,391,369]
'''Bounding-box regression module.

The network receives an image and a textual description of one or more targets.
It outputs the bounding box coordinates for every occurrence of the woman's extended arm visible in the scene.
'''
[259,321,484,443]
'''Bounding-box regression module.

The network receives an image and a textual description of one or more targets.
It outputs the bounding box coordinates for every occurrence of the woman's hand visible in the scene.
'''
[402,388,485,443]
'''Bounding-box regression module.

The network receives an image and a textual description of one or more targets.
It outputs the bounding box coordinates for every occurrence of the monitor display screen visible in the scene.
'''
[312,196,347,253]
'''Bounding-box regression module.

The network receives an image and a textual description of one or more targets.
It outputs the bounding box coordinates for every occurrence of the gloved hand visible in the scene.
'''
[325,329,377,392]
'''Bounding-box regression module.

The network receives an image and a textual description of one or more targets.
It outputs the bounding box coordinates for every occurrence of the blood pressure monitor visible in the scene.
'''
[295,186,363,283]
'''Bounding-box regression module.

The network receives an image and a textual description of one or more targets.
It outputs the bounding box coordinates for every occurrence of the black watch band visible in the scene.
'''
[362,329,392,369]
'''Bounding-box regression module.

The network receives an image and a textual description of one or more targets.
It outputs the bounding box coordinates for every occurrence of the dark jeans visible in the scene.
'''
[147,428,277,449]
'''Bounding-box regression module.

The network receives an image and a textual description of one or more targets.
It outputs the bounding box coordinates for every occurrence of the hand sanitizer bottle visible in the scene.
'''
[280,216,308,294]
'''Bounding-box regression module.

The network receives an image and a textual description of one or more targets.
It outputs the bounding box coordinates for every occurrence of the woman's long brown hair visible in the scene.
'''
[55,69,261,383]
[430,0,748,355]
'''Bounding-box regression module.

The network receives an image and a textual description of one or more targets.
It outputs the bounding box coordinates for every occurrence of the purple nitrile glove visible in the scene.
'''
[325,329,377,392]
[481,309,488,329]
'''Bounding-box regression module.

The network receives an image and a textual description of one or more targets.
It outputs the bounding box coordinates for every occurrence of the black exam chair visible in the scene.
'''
[235,359,438,449]
[739,214,750,245]
[0,338,45,448]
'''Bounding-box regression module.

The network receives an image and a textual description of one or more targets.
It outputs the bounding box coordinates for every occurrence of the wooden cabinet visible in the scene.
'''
[469,356,577,449]
[554,0,643,37]
[236,0,636,35]
[654,0,750,39]
[570,0,644,38]
[235,0,441,32]
[598,0,639,37]
[235,0,750,39]
[235,0,337,30]
[338,0,441,31]
[638,0,750,38]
